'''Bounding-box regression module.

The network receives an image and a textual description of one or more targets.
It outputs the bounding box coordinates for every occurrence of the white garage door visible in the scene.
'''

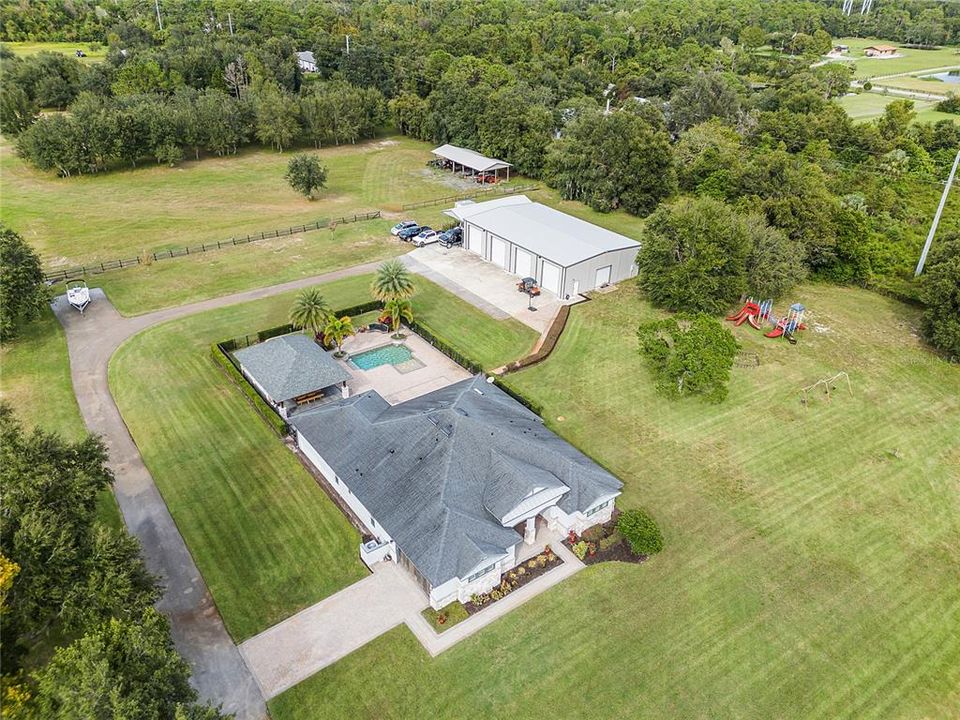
[595,264,612,288]
[514,248,535,278]
[466,225,482,254]
[490,237,508,268]
[541,261,562,295]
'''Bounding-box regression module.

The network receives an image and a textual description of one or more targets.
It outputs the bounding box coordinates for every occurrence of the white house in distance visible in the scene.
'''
[296,50,318,73]
[445,195,640,299]
[290,375,622,609]
[233,334,351,418]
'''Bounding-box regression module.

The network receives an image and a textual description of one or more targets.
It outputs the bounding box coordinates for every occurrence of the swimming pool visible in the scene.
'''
[349,343,415,370]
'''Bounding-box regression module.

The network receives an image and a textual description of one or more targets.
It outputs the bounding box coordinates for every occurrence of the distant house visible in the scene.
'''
[864,44,898,58]
[827,44,849,58]
[296,50,318,73]
[291,375,622,609]
[233,334,350,417]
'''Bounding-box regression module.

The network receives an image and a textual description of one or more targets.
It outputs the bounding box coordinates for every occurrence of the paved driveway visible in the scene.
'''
[404,245,569,333]
[239,562,428,699]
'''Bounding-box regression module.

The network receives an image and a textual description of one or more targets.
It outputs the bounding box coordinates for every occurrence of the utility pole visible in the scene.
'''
[154,0,163,30]
[345,34,351,54]
[227,12,234,35]
[915,148,960,276]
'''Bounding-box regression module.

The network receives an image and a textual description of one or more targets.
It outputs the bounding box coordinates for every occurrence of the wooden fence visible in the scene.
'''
[400,184,539,212]
[43,210,382,283]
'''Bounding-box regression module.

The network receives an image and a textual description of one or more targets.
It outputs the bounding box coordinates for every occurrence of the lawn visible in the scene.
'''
[108,273,534,640]
[88,218,408,316]
[836,92,957,124]
[828,37,960,79]
[0,309,123,530]
[269,282,960,720]
[0,134,457,268]
[2,40,107,64]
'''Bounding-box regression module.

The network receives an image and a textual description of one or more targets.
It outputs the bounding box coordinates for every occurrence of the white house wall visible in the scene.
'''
[428,545,517,609]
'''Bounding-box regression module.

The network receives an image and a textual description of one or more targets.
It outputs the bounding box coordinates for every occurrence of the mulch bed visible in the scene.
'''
[563,516,647,566]
[463,548,564,615]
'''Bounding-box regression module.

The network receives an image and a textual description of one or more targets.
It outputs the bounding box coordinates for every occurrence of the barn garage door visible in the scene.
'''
[466,225,482,254]
[514,248,535,278]
[541,261,562,295]
[595,265,612,288]
[490,237,508,268]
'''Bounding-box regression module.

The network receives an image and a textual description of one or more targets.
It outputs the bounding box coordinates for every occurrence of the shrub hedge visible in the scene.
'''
[220,300,383,352]
[503,303,571,373]
[407,319,485,373]
[616,508,664,556]
[210,343,289,437]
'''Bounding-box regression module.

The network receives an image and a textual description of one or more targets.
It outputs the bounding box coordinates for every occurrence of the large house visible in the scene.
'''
[445,195,640,299]
[234,334,351,418]
[291,375,622,609]
[296,50,318,73]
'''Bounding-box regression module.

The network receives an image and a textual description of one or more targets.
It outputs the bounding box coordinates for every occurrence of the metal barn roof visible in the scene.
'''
[446,195,640,267]
[431,144,512,173]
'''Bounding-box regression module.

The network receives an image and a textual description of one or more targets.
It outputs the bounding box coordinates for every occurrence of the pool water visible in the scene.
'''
[350,343,414,370]
[923,71,960,84]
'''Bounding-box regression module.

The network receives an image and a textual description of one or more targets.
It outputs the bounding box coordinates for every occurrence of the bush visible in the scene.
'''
[572,541,589,560]
[617,509,664,556]
[919,235,960,358]
[599,531,622,551]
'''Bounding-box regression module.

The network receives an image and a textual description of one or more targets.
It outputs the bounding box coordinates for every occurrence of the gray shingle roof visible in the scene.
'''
[233,334,350,403]
[291,375,622,587]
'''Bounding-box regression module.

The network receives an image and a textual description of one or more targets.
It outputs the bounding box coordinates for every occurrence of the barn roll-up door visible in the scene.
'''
[490,237,508,268]
[514,247,535,277]
[540,261,562,295]
[466,224,482,254]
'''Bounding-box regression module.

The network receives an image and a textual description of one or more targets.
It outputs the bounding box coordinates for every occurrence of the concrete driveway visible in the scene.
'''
[239,562,428,699]
[404,245,570,333]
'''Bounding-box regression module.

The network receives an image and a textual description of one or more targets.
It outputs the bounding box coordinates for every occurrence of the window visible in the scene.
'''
[466,563,497,583]
[585,500,610,517]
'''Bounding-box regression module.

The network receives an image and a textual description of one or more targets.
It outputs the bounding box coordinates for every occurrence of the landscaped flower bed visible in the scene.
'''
[563,512,649,566]
[464,547,563,615]
[422,600,470,633]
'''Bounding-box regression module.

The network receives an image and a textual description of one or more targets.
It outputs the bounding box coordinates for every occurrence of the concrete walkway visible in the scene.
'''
[52,260,384,720]
[239,562,428,699]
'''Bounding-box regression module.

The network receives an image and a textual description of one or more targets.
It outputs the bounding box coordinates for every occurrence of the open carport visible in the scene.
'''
[431,144,512,181]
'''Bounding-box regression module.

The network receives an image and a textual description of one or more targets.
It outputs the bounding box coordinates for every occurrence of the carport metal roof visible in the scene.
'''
[445,195,639,268]
[431,144,512,173]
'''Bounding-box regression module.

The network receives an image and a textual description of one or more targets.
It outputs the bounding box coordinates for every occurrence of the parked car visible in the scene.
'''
[390,220,418,236]
[438,228,463,247]
[397,224,423,241]
[410,227,437,246]
[517,277,541,296]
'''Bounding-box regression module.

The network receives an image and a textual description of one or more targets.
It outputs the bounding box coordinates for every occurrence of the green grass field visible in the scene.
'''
[0,309,123,530]
[2,40,107,64]
[108,273,535,640]
[835,92,958,124]
[88,218,408,316]
[829,37,960,79]
[270,281,960,720]
[0,134,457,268]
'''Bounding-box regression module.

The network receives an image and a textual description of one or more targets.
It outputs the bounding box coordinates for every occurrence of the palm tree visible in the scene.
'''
[384,297,414,335]
[323,315,355,357]
[371,259,415,302]
[289,288,331,339]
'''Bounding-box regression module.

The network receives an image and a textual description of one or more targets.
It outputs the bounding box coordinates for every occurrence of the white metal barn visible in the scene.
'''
[445,195,640,298]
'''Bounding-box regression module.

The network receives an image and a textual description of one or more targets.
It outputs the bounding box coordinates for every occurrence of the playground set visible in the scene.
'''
[726,299,806,344]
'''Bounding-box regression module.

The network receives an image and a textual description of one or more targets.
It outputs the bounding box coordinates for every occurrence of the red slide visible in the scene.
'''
[746,314,762,330]
[765,324,785,339]
[727,302,760,322]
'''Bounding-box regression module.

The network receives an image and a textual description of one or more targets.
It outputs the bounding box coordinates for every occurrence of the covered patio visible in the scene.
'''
[431,143,512,181]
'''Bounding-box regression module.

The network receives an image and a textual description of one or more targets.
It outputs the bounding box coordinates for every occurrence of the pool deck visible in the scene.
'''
[337,330,472,405]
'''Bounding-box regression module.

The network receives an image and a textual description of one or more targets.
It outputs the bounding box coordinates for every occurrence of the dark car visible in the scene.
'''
[397,224,423,241]
[438,227,463,247]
